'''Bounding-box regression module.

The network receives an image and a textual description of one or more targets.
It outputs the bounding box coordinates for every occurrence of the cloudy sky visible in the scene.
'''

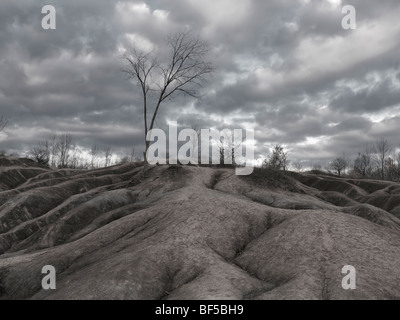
[1,0,400,165]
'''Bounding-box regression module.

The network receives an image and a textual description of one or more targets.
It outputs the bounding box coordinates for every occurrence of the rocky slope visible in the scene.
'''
[0,158,399,300]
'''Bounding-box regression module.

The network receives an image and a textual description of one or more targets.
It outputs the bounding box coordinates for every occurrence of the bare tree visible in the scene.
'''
[312,162,322,171]
[119,156,130,165]
[119,146,138,164]
[69,145,83,169]
[129,146,136,162]
[385,156,398,181]
[90,144,98,169]
[374,137,392,180]
[281,150,289,171]
[30,134,59,167]
[104,147,112,167]
[217,130,242,166]
[353,144,373,177]
[394,148,400,181]
[291,160,303,172]
[263,145,289,171]
[48,133,58,167]
[57,133,73,168]
[29,140,50,165]
[0,115,9,132]
[190,125,201,164]
[123,30,214,162]
[330,156,347,176]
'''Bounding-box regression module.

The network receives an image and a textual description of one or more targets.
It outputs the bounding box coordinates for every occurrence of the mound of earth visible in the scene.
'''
[0,161,399,300]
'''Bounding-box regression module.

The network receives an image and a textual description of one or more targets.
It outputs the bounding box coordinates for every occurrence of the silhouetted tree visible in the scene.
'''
[374,137,391,180]
[218,130,241,166]
[330,156,347,176]
[104,147,112,167]
[29,140,50,165]
[353,144,373,178]
[48,134,58,167]
[291,160,303,172]
[90,144,98,169]
[57,133,73,168]
[190,125,201,164]
[122,30,214,162]
[263,144,289,171]
[69,146,82,169]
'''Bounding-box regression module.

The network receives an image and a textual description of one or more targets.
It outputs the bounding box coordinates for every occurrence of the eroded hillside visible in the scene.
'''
[0,158,399,300]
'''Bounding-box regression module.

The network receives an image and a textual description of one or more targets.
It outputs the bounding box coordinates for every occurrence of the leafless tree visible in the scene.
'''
[281,150,289,171]
[353,143,373,177]
[218,130,242,166]
[394,148,400,181]
[69,146,82,169]
[291,160,303,172]
[129,146,136,162]
[385,156,398,181]
[119,146,139,164]
[48,133,59,167]
[104,147,112,167]
[263,145,289,171]
[119,156,130,165]
[0,115,9,132]
[90,144,98,169]
[374,137,392,180]
[189,125,201,164]
[330,156,347,176]
[57,133,73,168]
[29,140,50,165]
[122,30,214,162]
[311,162,322,171]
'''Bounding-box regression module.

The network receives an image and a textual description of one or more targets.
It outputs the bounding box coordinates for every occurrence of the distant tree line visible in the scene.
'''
[3,116,400,182]
[262,137,400,182]
[28,133,142,169]
[328,137,400,181]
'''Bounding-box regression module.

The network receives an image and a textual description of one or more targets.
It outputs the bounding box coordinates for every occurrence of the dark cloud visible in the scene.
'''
[331,76,400,113]
[1,0,400,164]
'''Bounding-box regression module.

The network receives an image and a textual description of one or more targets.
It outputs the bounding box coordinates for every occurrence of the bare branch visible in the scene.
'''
[29,140,50,165]
[374,137,392,180]
[0,115,9,132]
[122,30,214,162]
[104,147,112,167]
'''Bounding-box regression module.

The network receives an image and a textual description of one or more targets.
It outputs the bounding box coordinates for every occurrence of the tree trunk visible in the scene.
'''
[143,139,150,164]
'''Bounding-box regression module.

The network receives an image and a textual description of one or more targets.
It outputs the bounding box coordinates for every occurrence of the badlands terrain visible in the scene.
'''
[0,156,399,300]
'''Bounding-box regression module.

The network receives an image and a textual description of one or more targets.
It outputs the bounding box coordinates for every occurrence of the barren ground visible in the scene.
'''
[0,157,399,300]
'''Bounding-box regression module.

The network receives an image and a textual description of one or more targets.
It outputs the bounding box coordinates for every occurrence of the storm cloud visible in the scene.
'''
[1,0,400,165]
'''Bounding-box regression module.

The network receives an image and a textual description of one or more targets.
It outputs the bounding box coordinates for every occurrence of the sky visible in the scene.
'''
[0,0,400,166]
